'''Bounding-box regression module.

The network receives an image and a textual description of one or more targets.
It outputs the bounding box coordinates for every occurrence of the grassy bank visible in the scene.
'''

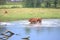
[0,8,60,21]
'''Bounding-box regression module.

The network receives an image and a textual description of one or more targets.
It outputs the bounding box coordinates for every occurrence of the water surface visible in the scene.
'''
[0,19,60,40]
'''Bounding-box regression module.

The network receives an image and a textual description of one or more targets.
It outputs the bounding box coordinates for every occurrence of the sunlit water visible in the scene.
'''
[0,19,60,40]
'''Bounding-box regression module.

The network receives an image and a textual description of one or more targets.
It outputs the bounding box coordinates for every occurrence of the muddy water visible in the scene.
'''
[0,19,60,40]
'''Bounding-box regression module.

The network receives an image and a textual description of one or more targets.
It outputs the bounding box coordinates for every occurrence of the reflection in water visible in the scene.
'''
[24,27,31,35]
[0,25,7,33]
[0,25,7,40]
[35,27,41,35]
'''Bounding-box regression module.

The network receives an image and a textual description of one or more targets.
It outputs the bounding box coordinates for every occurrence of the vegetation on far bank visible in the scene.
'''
[0,8,60,21]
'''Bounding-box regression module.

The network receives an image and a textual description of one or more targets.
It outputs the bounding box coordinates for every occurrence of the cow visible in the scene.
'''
[29,18,42,24]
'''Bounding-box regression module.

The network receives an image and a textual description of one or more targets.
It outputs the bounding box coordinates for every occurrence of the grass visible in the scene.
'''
[0,5,23,9]
[0,8,60,21]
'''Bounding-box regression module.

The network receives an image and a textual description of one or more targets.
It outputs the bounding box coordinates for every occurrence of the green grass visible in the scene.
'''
[0,8,60,21]
[0,5,23,9]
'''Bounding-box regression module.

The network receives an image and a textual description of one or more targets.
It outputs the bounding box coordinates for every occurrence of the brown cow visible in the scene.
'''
[29,18,42,24]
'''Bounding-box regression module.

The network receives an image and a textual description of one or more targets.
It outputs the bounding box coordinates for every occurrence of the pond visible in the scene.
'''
[0,19,60,40]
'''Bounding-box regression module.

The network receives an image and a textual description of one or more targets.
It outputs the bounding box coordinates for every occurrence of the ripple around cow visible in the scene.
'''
[0,19,60,27]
